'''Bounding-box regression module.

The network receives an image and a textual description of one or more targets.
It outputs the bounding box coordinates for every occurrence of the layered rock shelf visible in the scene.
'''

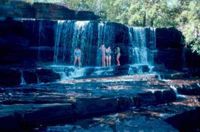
[0,75,200,131]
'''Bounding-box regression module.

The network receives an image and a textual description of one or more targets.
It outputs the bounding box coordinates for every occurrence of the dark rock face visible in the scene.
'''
[166,108,200,132]
[0,17,35,66]
[0,1,99,20]
[0,68,61,87]
[0,68,21,86]
[177,84,200,95]
[136,89,176,106]
[24,70,38,84]
[155,49,183,70]
[36,69,61,83]
[155,28,184,70]
[156,28,183,49]
[184,48,200,69]
[0,6,199,86]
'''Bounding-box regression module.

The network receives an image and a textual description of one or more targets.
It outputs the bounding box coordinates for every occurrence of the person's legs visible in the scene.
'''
[78,57,81,67]
[74,56,78,66]
[105,56,108,66]
[117,54,120,66]
[102,55,105,67]
[109,56,111,66]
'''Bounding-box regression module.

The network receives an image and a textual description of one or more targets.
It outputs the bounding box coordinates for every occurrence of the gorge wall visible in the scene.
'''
[0,1,200,86]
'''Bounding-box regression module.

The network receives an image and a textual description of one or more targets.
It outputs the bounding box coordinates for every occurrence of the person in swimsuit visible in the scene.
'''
[105,46,112,66]
[74,47,82,67]
[115,47,121,66]
[99,44,106,67]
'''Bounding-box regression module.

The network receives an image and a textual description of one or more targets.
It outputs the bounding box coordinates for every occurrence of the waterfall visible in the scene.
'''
[20,71,26,85]
[96,22,105,66]
[149,27,156,66]
[54,20,65,64]
[53,20,96,65]
[96,22,115,66]
[129,27,148,64]
[51,21,157,79]
[71,21,91,65]
[128,27,156,66]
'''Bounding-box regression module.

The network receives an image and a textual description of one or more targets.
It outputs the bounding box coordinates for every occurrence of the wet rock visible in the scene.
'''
[155,49,183,70]
[0,103,74,132]
[45,125,80,132]
[177,83,200,95]
[75,97,118,117]
[156,28,183,49]
[162,89,176,103]
[86,124,113,131]
[114,65,129,75]
[23,104,75,127]
[154,90,176,104]
[140,65,150,73]
[117,97,133,110]
[166,108,200,132]
[0,68,21,87]
[24,70,38,84]
[134,90,176,106]
[36,69,60,83]
[159,72,189,79]
[154,91,164,103]
[138,92,157,106]
[116,116,178,132]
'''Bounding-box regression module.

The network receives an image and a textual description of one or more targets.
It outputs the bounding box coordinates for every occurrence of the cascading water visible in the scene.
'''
[129,27,148,64]
[96,22,116,66]
[128,27,156,74]
[20,71,26,85]
[51,21,156,79]
[54,20,65,64]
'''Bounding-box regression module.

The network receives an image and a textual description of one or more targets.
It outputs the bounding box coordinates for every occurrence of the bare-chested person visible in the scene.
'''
[105,46,112,66]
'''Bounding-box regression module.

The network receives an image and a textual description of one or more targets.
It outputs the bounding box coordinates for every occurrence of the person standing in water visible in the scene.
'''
[115,47,121,66]
[105,46,112,66]
[74,47,82,67]
[99,44,106,67]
